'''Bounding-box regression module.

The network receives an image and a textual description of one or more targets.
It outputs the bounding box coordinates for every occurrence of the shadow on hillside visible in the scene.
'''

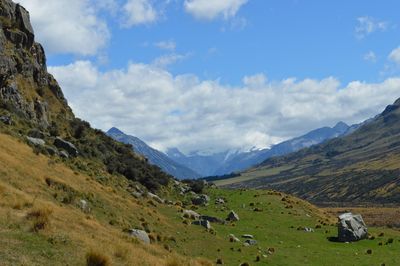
[327,236,340,242]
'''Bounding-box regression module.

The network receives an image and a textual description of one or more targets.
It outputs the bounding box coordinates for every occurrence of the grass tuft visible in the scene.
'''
[86,250,111,266]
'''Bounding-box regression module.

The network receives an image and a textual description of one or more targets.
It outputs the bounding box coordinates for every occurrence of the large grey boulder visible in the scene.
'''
[200,215,225,224]
[128,229,150,244]
[183,210,200,220]
[192,194,210,206]
[227,210,240,221]
[192,220,211,230]
[338,213,368,242]
[54,137,78,157]
[27,136,45,146]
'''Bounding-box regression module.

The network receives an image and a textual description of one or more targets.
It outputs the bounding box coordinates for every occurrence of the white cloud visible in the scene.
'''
[355,16,388,39]
[122,0,158,26]
[18,0,110,56]
[389,47,400,65]
[184,0,248,20]
[152,53,188,67]
[49,61,400,154]
[154,40,176,51]
[243,73,267,88]
[363,51,377,62]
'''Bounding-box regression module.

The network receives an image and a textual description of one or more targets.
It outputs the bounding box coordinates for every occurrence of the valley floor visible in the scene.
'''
[1,132,400,265]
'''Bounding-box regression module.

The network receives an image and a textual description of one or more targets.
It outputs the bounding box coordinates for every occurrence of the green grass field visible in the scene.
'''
[161,188,400,265]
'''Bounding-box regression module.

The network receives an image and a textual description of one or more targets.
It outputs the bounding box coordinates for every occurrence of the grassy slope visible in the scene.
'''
[0,133,210,266]
[1,133,400,265]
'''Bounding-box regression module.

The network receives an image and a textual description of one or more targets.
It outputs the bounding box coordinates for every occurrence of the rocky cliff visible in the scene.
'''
[0,0,73,129]
[0,0,171,192]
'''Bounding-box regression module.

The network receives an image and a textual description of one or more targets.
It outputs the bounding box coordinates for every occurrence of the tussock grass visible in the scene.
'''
[86,250,111,266]
[26,207,52,232]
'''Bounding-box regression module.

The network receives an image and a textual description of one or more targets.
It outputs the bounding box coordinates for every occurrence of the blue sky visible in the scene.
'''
[19,0,400,153]
[45,0,400,85]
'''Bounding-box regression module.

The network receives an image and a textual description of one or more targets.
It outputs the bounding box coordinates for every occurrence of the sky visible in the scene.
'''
[17,0,400,154]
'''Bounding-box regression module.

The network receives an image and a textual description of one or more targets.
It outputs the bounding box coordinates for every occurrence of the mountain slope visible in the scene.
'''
[213,121,355,175]
[0,0,171,192]
[166,148,231,177]
[107,127,200,179]
[222,98,400,205]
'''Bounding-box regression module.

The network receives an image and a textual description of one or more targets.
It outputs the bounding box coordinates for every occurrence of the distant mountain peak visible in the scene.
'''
[107,127,125,135]
[333,121,349,132]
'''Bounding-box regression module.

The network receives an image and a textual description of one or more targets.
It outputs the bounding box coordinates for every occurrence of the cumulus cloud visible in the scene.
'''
[49,61,400,154]
[18,0,110,56]
[184,0,248,20]
[154,40,176,51]
[389,47,400,65]
[355,16,388,39]
[122,0,158,26]
[363,51,377,62]
[152,53,189,67]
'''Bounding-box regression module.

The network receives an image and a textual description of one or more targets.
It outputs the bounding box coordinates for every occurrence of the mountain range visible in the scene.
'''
[108,121,362,179]
[107,127,200,179]
[220,97,400,205]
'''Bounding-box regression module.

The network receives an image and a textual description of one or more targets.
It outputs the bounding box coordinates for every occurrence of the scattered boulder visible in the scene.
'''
[27,136,45,146]
[128,229,150,244]
[0,115,12,125]
[78,199,90,213]
[227,210,240,222]
[183,210,200,220]
[45,146,58,156]
[147,192,164,204]
[59,150,69,158]
[244,239,257,246]
[215,198,225,205]
[304,227,314,233]
[338,213,368,242]
[229,234,240,242]
[192,220,211,230]
[192,194,210,206]
[200,215,225,224]
[131,192,143,199]
[54,137,78,157]
[28,129,46,139]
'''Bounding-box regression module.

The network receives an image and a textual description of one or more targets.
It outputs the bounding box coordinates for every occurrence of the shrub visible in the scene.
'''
[182,179,205,194]
[86,250,111,266]
[26,207,52,232]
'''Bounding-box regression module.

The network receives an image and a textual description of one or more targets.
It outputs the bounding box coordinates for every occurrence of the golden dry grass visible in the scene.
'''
[0,133,211,266]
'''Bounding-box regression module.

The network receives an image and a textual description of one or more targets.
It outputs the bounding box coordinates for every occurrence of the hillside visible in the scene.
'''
[3,132,400,265]
[220,98,400,205]
[0,0,171,192]
[107,127,200,179]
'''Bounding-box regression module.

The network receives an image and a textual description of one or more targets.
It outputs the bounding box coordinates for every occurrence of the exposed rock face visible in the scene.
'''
[128,229,150,244]
[54,137,78,157]
[0,0,71,129]
[338,213,368,242]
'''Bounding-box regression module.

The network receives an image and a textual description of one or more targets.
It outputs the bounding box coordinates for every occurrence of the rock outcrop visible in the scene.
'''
[0,0,71,129]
